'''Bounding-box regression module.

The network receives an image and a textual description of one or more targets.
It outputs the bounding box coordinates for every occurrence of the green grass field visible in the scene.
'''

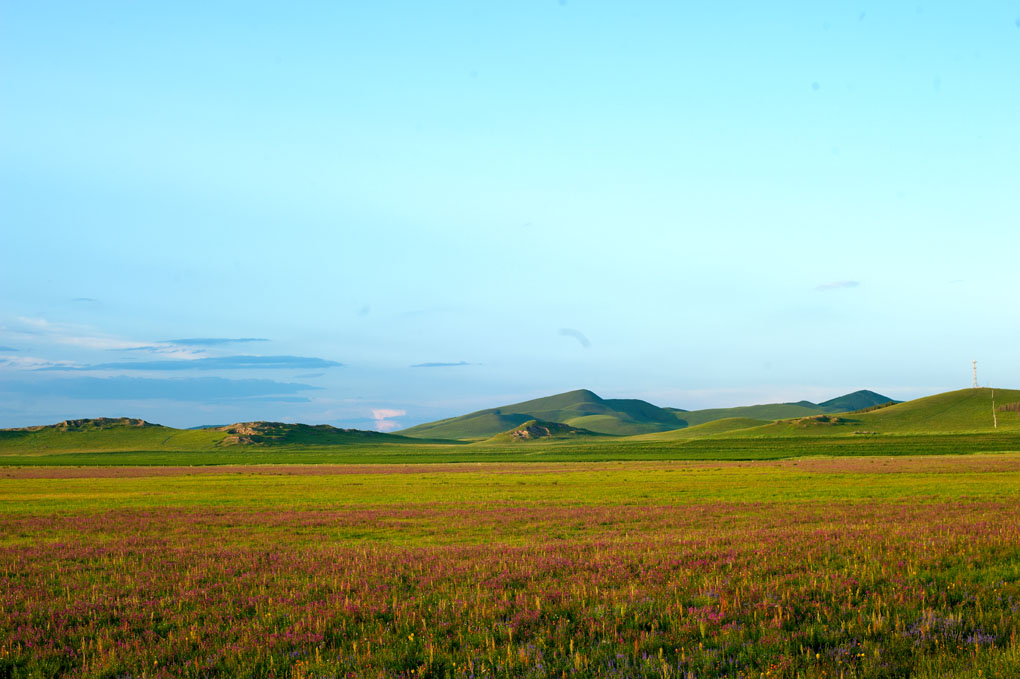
[3,455,1020,678]
[4,389,1020,677]
[2,431,1020,467]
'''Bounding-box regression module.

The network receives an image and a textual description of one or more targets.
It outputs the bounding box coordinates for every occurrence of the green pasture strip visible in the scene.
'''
[3,456,1020,517]
[1,432,1020,466]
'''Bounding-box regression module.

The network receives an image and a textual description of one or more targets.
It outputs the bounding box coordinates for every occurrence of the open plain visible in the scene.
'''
[3,453,1020,678]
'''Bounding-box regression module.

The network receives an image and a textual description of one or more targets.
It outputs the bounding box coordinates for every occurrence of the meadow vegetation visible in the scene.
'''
[3,431,1020,468]
[2,456,1020,678]
[3,388,1020,677]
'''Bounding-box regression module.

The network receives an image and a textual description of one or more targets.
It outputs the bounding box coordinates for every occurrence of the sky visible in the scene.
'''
[2,2,1019,430]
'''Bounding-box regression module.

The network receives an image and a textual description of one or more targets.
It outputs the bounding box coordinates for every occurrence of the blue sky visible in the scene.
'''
[2,2,1019,430]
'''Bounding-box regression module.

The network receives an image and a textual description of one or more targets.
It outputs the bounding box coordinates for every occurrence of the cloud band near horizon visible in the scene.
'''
[36,355,343,371]
[0,376,320,401]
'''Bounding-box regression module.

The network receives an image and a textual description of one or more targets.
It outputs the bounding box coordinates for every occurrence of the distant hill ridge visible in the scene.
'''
[2,388,1017,455]
[9,417,160,432]
[670,389,897,427]
[721,388,1020,437]
[399,388,683,440]
[0,417,436,453]
[818,390,895,412]
[400,388,898,441]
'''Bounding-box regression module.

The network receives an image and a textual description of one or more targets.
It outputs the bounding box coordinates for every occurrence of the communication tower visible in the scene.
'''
[972,360,978,389]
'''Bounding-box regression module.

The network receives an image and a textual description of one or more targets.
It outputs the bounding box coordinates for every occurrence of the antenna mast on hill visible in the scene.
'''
[972,360,978,389]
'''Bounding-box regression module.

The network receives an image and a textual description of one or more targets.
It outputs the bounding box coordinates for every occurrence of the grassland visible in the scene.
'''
[3,456,1020,678]
[2,431,1020,467]
[4,390,1020,676]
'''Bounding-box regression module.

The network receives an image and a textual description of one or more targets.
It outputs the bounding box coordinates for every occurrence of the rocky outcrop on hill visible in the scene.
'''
[214,422,392,446]
[9,417,159,432]
[491,419,602,443]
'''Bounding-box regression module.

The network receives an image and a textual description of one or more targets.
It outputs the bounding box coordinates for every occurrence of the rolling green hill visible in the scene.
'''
[725,388,1020,437]
[670,403,822,427]
[0,418,440,454]
[0,418,223,453]
[399,389,681,439]
[401,388,898,440]
[670,390,896,427]
[817,389,897,412]
[630,417,772,441]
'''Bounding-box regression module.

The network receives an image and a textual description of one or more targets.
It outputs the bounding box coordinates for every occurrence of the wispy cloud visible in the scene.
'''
[7,317,170,352]
[0,376,319,401]
[559,328,591,348]
[39,355,343,372]
[167,338,269,346]
[2,318,213,361]
[0,346,17,352]
[71,297,99,303]
[815,280,861,292]
[372,408,406,432]
[0,356,79,370]
[410,361,471,368]
[63,336,154,351]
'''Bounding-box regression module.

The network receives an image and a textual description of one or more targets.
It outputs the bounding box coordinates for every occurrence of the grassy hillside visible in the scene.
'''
[727,388,1020,437]
[397,412,535,441]
[0,419,224,453]
[0,418,442,455]
[817,389,897,412]
[675,403,823,427]
[2,432,1020,467]
[401,389,898,438]
[672,390,897,427]
[399,389,680,439]
[631,417,771,441]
